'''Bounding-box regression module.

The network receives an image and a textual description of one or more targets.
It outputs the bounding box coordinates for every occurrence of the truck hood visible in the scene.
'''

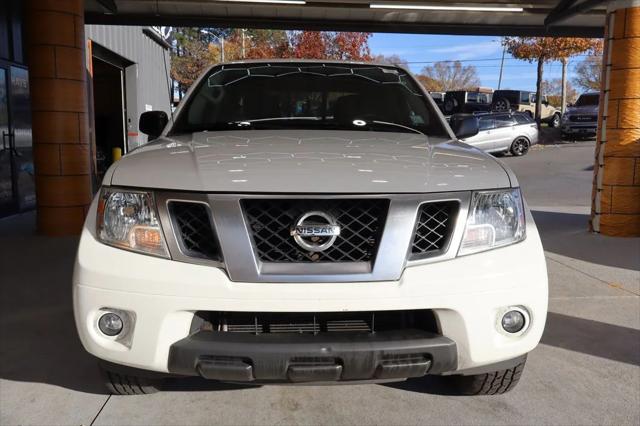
[109,130,511,193]
[566,105,599,115]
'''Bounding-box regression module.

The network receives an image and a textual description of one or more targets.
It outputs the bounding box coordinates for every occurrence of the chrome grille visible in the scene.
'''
[242,199,389,263]
[411,201,458,258]
[169,202,222,261]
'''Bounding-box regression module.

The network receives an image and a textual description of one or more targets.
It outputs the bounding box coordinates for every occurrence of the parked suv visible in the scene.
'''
[443,89,493,115]
[561,92,599,139]
[460,112,538,156]
[73,61,547,396]
[429,91,446,112]
[492,90,561,127]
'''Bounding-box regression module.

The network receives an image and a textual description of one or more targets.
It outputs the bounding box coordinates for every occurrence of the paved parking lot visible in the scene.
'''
[1,141,639,426]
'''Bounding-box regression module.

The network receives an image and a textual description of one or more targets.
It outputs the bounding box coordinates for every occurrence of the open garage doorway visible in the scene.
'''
[90,43,130,181]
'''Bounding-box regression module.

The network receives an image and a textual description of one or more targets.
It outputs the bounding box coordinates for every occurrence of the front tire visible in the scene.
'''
[510,137,530,156]
[101,366,163,395]
[550,113,561,128]
[445,357,527,395]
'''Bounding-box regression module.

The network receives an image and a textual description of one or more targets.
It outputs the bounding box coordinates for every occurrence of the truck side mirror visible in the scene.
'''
[450,114,479,139]
[139,111,168,140]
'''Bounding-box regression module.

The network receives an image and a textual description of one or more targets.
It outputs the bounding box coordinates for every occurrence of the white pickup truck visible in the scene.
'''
[73,60,548,395]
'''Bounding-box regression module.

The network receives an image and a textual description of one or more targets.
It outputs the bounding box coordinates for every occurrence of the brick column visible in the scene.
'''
[591,0,640,237]
[25,0,92,236]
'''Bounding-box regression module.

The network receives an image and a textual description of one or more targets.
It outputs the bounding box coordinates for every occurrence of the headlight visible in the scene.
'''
[459,188,526,256]
[97,188,169,257]
[561,114,569,122]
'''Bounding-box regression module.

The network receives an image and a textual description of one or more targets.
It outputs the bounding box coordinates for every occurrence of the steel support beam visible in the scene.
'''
[96,0,118,14]
[86,13,605,38]
[545,0,611,26]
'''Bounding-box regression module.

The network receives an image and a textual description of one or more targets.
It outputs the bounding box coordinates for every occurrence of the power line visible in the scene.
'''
[404,54,601,65]
[408,63,592,69]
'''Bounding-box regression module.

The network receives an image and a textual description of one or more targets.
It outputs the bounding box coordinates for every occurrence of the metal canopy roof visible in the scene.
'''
[85,1,608,37]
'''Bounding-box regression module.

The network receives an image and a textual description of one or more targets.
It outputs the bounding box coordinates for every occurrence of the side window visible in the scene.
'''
[478,118,495,131]
[404,94,429,126]
[495,116,515,128]
[514,114,530,124]
[520,92,531,103]
[477,94,489,104]
[467,92,478,103]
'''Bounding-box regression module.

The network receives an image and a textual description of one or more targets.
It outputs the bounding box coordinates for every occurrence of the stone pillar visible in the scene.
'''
[591,0,640,237]
[25,0,92,236]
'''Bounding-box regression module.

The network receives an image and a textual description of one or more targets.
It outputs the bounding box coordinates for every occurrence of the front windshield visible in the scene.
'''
[574,94,599,106]
[170,63,449,137]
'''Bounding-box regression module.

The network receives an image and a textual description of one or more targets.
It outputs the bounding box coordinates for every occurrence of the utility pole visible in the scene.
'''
[561,58,568,114]
[201,29,225,63]
[241,29,246,59]
[497,45,506,90]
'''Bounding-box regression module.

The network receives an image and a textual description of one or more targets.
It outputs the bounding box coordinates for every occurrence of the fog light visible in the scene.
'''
[501,310,526,333]
[98,312,123,336]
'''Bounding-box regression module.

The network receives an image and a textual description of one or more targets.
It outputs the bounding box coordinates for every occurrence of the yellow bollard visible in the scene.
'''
[112,147,122,162]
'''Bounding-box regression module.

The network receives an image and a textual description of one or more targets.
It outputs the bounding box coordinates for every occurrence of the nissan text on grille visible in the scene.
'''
[73,60,548,395]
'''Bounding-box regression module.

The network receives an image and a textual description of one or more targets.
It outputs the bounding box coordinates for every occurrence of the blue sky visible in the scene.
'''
[369,33,596,91]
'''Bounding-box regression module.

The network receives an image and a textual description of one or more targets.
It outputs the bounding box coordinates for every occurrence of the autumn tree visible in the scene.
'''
[542,78,578,107]
[370,54,409,68]
[328,32,371,60]
[502,37,602,125]
[414,74,440,92]
[244,29,290,59]
[418,61,480,91]
[290,31,327,59]
[171,33,215,95]
[171,28,373,95]
[290,31,371,61]
[573,55,602,92]
[218,29,291,61]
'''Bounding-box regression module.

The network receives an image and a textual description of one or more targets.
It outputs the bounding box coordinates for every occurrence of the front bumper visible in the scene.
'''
[562,123,597,135]
[169,330,457,382]
[74,201,548,380]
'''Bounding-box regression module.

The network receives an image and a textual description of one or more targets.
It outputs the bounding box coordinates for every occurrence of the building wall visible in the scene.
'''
[85,25,171,150]
[591,2,640,236]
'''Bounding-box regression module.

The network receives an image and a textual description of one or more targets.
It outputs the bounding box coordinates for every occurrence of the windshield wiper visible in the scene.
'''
[229,117,322,127]
[369,120,426,136]
[185,117,426,135]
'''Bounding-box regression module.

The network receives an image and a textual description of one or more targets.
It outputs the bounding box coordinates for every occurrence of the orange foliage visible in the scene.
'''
[171,29,372,92]
[290,31,327,59]
[502,37,602,62]
[502,37,602,124]
[290,31,371,61]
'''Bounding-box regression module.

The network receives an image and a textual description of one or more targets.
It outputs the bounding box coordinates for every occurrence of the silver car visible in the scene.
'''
[461,112,539,156]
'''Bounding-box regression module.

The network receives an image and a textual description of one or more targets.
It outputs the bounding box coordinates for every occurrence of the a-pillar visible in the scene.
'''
[591,0,640,236]
[25,0,92,236]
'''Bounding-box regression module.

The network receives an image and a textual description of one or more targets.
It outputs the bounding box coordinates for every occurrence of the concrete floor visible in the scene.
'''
[1,141,639,425]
